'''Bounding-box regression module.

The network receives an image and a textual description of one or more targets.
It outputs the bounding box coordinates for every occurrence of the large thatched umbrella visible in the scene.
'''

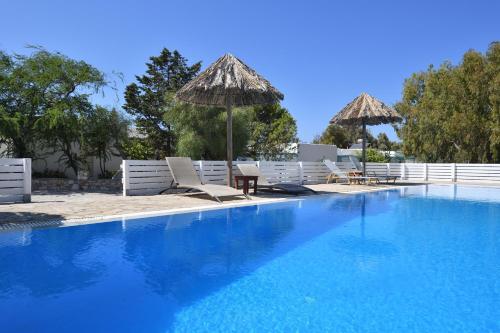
[176,53,283,186]
[330,93,402,175]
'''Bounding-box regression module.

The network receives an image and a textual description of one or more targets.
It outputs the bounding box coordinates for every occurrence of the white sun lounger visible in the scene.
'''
[324,160,375,184]
[166,157,248,203]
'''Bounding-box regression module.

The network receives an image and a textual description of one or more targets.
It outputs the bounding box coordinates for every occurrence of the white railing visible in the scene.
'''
[122,160,500,196]
[122,160,330,196]
[364,162,500,183]
[0,158,31,203]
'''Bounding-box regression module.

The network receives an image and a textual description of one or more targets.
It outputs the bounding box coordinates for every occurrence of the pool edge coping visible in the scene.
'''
[0,185,404,232]
[6,182,500,232]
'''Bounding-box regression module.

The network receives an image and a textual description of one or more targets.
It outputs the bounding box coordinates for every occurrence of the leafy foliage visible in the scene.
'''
[374,133,392,150]
[165,104,251,160]
[356,148,391,163]
[313,124,377,148]
[0,48,133,177]
[247,104,298,160]
[121,138,156,160]
[81,106,129,176]
[36,101,89,175]
[396,42,500,163]
[123,49,201,158]
[0,48,106,175]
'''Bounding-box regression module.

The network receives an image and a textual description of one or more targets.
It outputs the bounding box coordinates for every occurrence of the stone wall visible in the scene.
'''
[33,178,122,193]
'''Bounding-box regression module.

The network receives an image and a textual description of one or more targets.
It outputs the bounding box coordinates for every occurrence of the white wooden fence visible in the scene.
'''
[364,162,500,183]
[122,159,500,196]
[122,160,330,196]
[0,158,31,203]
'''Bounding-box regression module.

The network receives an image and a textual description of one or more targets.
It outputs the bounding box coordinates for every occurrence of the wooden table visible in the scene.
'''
[348,170,365,184]
[348,171,363,177]
[234,175,258,195]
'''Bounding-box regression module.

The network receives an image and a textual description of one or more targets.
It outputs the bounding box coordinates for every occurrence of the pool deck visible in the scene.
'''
[4,181,495,230]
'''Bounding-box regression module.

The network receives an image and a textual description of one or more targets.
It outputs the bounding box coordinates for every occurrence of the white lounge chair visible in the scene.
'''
[323,160,374,184]
[237,164,316,195]
[365,171,398,184]
[348,161,398,184]
[166,157,248,203]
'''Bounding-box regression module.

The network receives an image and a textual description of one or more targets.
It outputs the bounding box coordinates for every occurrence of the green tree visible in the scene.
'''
[0,48,105,167]
[123,49,201,158]
[165,104,251,160]
[396,42,499,163]
[313,124,376,148]
[487,42,500,160]
[375,132,392,151]
[356,148,390,163]
[247,104,298,160]
[122,138,155,160]
[313,124,349,148]
[81,106,129,176]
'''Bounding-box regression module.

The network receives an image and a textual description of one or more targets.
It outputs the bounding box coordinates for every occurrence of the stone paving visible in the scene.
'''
[0,182,417,229]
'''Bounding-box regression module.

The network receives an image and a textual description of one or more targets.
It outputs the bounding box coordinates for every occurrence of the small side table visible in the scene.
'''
[348,170,364,185]
[234,175,258,195]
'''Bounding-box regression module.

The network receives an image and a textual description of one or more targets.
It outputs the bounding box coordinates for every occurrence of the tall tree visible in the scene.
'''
[375,132,392,151]
[487,42,500,161]
[247,104,298,160]
[0,48,105,163]
[313,124,376,148]
[396,42,499,163]
[123,49,201,158]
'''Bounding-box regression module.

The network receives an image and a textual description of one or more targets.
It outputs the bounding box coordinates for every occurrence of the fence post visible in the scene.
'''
[424,163,428,181]
[122,160,130,196]
[22,158,31,203]
[451,163,456,182]
[386,163,390,177]
[400,163,406,180]
[298,161,304,184]
[198,160,205,183]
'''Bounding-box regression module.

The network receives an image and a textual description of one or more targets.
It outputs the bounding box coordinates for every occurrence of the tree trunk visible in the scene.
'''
[226,100,233,187]
[362,121,367,176]
[166,125,172,157]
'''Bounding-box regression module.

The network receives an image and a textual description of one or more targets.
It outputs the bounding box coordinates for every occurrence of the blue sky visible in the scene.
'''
[1,0,499,141]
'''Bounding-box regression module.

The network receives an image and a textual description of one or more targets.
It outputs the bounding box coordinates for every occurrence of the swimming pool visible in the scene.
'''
[0,185,499,332]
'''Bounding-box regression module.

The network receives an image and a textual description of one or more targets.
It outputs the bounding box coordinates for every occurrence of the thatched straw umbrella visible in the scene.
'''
[330,93,402,175]
[176,53,283,186]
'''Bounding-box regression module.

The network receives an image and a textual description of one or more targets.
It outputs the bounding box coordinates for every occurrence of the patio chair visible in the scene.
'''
[323,160,375,184]
[166,157,248,203]
[237,164,316,195]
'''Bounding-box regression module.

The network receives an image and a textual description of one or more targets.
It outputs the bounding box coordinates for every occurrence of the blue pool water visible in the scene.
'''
[1,185,499,332]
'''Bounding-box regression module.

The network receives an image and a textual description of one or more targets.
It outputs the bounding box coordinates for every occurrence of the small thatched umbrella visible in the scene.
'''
[176,53,283,186]
[330,93,402,175]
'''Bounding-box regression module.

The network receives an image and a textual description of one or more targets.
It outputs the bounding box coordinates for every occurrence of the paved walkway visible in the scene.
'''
[0,182,414,229]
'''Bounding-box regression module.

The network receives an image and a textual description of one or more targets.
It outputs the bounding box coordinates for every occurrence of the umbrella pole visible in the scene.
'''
[226,101,233,187]
[362,121,366,176]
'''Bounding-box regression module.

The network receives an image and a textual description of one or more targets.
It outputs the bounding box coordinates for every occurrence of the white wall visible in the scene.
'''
[297,143,337,162]
[2,143,122,179]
